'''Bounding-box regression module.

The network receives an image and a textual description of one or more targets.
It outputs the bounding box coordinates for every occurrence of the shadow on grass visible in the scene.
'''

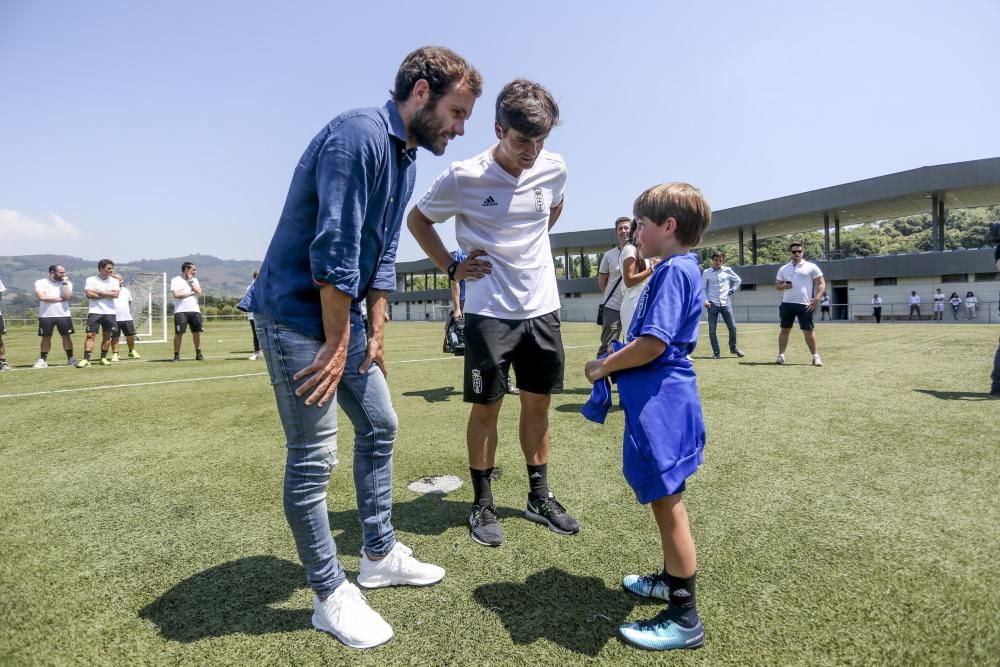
[401,386,460,402]
[473,567,638,656]
[139,555,310,641]
[738,361,810,366]
[913,389,1000,401]
[327,492,523,555]
[554,402,622,415]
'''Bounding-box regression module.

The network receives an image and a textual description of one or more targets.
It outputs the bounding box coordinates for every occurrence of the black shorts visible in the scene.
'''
[174,311,204,333]
[779,302,815,331]
[0,314,5,336]
[463,311,564,404]
[87,313,118,335]
[117,320,137,337]
[39,316,75,337]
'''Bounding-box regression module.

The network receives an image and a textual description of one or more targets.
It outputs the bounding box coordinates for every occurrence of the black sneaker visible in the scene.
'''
[525,493,580,535]
[733,349,746,358]
[195,351,205,361]
[711,353,720,360]
[171,355,180,363]
[469,504,504,547]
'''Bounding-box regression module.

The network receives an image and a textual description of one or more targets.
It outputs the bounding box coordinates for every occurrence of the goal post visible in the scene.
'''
[127,272,168,344]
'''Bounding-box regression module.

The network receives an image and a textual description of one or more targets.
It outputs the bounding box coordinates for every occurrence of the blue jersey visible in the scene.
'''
[617,252,706,503]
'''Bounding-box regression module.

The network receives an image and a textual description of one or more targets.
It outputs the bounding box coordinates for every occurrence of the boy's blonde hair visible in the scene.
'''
[633,182,711,247]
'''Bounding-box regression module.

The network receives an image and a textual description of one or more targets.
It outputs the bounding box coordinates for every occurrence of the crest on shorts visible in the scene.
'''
[471,368,483,394]
[534,187,544,213]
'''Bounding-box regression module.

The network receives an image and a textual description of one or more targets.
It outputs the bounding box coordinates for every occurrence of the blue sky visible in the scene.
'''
[2,1,998,262]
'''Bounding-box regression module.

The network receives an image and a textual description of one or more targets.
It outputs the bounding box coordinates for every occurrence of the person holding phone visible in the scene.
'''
[774,242,825,366]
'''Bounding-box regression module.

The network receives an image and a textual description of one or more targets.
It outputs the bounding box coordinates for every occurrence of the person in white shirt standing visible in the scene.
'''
[77,259,120,368]
[408,79,579,547]
[170,261,204,362]
[908,291,922,320]
[596,216,630,355]
[932,288,945,321]
[872,294,883,323]
[0,276,9,371]
[775,241,825,366]
[702,251,745,359]
[34,264,77,368]
[109,273,140,361]
[619,217,657,333]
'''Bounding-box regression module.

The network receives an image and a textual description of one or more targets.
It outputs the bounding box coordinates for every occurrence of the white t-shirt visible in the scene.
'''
[115,286,134,322]
[872,297,883,306]
[776,260,823,305]
[35,278,73,318]
[171,276,201,313]
[618,244,650,330]
[0,277,5,315]
[966,296,978,307]
[909,294,921,305]
[85,275,118,315]
[598,246,624,310]
[417,147,567,319]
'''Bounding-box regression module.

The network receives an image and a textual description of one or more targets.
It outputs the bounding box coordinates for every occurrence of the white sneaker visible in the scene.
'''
[812,354,823,367]
[312,581,393,649]
[33,358,48,369]
[248,352,259,360]
[357,542,445,589]
[775,354,785,365]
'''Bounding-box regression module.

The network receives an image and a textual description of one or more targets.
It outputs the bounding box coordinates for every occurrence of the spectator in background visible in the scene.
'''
[819,293,831,321]
[170,262,204,362]
[0,276,8,371]
[34,265,77,368]
[965,291,978,320]
[701,251,744,359]
[110,274,140,361]
[619,218,656,334]
[245,270,261,360]
[932,288,945,321]
[596,216,631,355]
[872,294,883,324]
[949,292,962,320]
[775,241,825,367]
[908,291,921,320]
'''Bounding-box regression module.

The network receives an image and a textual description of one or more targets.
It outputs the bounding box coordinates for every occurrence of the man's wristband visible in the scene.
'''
[447,260,459,281]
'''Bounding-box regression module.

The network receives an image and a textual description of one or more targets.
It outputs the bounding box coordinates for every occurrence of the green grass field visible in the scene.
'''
[1,319,998,665]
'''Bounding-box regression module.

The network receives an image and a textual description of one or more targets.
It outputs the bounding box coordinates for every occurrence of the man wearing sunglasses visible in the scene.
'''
[774,241,825,366]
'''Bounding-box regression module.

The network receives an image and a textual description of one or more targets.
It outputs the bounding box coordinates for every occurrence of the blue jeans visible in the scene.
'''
[706,303,738,356]
[255,312,397,599]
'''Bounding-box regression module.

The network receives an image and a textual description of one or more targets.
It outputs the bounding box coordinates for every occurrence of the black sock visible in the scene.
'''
[84,352,92,361]
[174,351,180,358]
[100,349,108,359]
[470,468,495,508]
[41,351,49,361]
[527,463,549,500]
[196,348,202,354]
[65,348,73,360]
[665,571,699,627]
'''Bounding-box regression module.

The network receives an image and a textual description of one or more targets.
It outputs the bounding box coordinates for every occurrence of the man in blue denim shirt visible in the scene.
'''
[248,46,481,650]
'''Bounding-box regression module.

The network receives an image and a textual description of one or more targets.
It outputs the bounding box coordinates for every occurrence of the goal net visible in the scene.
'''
[127,272,168,344]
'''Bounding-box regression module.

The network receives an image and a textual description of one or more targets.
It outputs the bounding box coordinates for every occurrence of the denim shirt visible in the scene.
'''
[245,100,417,340]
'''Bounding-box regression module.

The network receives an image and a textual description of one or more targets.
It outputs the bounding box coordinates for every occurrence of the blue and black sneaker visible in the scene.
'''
[622,571,670,601]
[525,493,579,535]
[618,609,704,651]
[469,504,504,547]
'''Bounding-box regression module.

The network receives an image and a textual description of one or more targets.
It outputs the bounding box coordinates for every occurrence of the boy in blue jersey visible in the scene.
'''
[585,182,711,651]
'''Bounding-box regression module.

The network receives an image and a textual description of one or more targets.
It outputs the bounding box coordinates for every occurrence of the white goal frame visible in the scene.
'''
[128,272,168,344]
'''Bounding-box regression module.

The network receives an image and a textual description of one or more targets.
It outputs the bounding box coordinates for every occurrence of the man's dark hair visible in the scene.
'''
[98,259,114,270]
[181,262,196,272]
[789,241,804,251]
[614,216,631,230]
[495,79,559,137]
[391,46,482,103]
[48,264,59,274]
[711,251,725,259]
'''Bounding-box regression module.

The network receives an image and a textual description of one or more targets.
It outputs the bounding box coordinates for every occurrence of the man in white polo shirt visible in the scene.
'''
[110,273,140,361]
[0,276,8,371]
[78,259,120,368]
[596,216,630,355]
[775,241,825,367]
[34,264,77,368]
[408,79,578,548]
[170,261,204,362]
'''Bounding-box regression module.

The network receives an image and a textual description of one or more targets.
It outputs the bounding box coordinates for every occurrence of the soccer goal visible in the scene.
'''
[127,272,168,344]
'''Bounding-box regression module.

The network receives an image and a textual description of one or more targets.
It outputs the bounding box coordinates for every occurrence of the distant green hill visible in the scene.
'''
[0,253,260,317]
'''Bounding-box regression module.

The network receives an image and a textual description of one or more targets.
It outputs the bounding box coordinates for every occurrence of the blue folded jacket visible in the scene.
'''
[581,340,623,423]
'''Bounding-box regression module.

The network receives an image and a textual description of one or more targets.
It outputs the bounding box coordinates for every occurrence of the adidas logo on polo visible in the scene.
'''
[482,196,498,207]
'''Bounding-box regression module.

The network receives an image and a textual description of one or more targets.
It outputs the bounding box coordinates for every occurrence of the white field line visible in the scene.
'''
[0,333,779,400]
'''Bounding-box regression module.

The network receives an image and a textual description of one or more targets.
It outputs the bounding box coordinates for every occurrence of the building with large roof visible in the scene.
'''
[388,158,1000,324]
